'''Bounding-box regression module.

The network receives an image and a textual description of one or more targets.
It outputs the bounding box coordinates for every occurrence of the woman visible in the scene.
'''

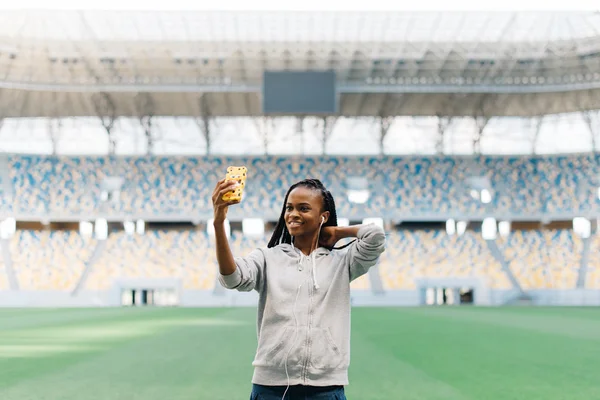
[212,178,386,400]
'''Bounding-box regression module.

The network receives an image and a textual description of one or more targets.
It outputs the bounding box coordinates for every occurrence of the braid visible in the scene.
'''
[268,178,355,250]
[267,182,298,248]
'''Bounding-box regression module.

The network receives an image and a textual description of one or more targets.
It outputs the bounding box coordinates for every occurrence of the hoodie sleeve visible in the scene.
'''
[218,248,266,292]
[345,224,386,282]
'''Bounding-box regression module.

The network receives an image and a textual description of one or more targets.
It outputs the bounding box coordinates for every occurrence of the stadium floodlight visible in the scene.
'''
[101,177,124,204]
[347,190,370,204]
[95,218,108,240]
[498,221,511,238]
[124,221,135,235]
[0,218,16,239]
[346,177,370,204]
[456,221,468,236]
[482,218,497,240]
[242,218,264,238]
[573,217,591,239]
[136,220,145,235]
[207,218,230,238]
[446,219,456,236]
[362,218,384,229]
[480,189,492,204]
[337,218,350,227]
[6,218,15,236]
[79,221,93,237]
[466,177,492,205]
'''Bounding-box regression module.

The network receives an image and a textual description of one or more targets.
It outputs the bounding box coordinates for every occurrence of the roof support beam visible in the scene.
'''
[531,116,544,155]
[436,115,453,154]
[48,118,62,156]
[252,117,271,155]
[582,110,599,153]
[3,81,600,94]
[134,93,156,155]
[194,94,212,155]
[473,116,489,155]
[91,92,117,154]
[322,116,337,155]
[379,116,393,156]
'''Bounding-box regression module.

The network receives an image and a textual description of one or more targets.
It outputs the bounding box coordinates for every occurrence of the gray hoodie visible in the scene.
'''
[218,224,386,387]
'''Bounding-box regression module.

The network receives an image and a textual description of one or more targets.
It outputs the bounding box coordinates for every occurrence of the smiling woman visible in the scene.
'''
[279,183,333,252]
[211,177,386,400]
[268,179,342,252]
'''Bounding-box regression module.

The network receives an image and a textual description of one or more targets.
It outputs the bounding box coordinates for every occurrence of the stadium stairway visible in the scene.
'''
[0,238,18,290]
[71,240,107,295]
[486,240,533,304]
[576,237,591,289]
[368,265,385,294]
[0,154,13,200]
[486,240,523,292]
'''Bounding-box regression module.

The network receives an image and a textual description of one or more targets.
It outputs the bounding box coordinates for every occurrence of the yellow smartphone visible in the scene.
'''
[222,166,247,202]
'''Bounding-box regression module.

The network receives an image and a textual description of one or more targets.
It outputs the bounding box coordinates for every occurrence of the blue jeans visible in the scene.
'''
[250,383,347,400]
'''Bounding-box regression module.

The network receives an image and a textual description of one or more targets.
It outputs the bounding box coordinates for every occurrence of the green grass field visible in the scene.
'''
[0,307,599,400]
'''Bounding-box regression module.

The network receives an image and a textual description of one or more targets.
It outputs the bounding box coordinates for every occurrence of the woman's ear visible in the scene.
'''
[321,211,330,224]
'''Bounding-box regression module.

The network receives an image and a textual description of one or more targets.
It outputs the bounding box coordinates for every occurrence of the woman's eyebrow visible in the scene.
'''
[286,202,311,206]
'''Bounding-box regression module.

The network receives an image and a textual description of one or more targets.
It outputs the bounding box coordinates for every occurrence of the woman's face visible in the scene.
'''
[285,186,326,238]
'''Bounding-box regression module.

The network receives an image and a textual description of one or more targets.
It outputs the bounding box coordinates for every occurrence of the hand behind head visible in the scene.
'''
[318,226,338,248]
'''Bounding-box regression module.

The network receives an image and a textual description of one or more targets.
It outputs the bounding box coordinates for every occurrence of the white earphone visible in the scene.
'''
[283,214,326,399]
[283,214,325,399]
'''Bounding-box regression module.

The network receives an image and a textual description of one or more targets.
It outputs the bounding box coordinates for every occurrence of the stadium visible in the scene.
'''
[0,7,599,400]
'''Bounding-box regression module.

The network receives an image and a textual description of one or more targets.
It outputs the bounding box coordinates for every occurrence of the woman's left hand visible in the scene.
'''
[318,226,339,248]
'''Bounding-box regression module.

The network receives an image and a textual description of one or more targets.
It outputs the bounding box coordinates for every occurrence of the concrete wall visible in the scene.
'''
[527,289,600,306]
[1,288,599,307]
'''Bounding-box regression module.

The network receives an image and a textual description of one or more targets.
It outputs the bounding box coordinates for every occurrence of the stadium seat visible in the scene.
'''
[7,154,598,218]
[377,230,511,290]
[496,230,581,289]
[10,230,96,291]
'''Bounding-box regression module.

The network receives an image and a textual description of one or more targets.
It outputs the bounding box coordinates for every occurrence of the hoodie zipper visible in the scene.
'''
[296,250,317,383]
[302,255,314,384]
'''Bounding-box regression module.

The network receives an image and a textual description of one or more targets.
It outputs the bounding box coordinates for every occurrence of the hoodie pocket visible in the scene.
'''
[309,327,346,370]
[253,327,295,367]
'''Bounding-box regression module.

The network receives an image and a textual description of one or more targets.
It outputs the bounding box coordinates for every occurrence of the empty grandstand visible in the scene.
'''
[5,153,600,219]
[0,10,599,308]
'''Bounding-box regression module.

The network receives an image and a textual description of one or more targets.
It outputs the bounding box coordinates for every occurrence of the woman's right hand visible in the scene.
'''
[212,179,241,224]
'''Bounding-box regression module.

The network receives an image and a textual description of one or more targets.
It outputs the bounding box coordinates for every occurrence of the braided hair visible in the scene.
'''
[267,178,353,250]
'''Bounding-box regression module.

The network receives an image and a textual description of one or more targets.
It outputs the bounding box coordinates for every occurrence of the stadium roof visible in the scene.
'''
[0,11,599,118]
[2,11,599,42]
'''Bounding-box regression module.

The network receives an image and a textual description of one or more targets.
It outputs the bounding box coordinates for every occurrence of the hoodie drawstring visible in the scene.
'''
[311,224,322,290]
[291,221,323,290]
[311,251,319,290]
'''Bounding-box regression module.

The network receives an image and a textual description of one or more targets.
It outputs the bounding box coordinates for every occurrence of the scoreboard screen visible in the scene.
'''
[262,70,337,115]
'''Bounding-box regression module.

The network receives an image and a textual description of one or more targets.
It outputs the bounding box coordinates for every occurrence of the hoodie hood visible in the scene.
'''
[278,243,331,290]
[278,243,331,258]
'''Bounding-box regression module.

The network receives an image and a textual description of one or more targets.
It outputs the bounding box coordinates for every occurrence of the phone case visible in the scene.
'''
[222,166,247,202]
